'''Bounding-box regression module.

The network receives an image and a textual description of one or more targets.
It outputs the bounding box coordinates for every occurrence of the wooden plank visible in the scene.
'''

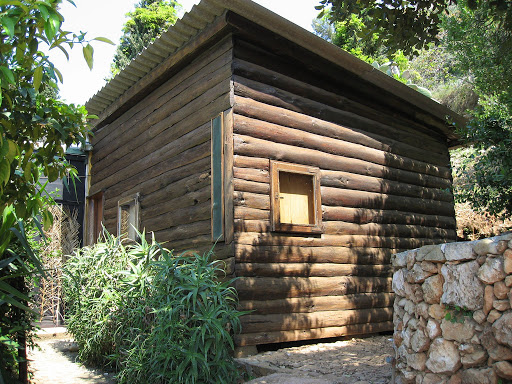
[234,232,439,249]
[233,100,451,176]
[233,77,450,161]
[233,155,269,170]
[143,200,211,233]
[234,244,394,264]
[235,321,393,346]
[235,262,392,277]
[234,206,269,220]
[233,166,269,183]
[238,292,395,314]
[234,178,269,194]
[231,58,449,151]
[90,13,230,128]
[93,37,234,150]
[240,307,392,333]
[323,206,456,229]
[153,219,211,243]
[233,134,451,190]
[234,219,456,240]
[234,276,392,300]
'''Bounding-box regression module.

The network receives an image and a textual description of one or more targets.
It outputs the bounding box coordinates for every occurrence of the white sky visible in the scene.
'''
[52,0,321,105]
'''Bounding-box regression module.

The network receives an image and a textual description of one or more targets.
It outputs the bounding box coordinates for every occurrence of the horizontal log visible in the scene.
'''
[238,292,395,314]
[93,40,233,152]
[323,206,456,229]
[234,134,451,190]
[141,170,210,208]
[234,206,269,220]
[233,178,269,194]
[234,276,392,300]
[234,155,270,170]
[233,166,270,183]
[233,191,269,210]
[153,219,210,244]
[233,76,450,162]
[235,233,439,249]
[93,69,232,179]
[240,307,393,333]
[231,58,449,154]
[234,219,455,240]
[153,233,211,250]
[92,136,210,199]
[235,262,392,277]
[144,200,211,233]
[321,169,453,202]
[234,113,450,178]
[142,184,211,222]
[235,321,394,346]
[235,244,395,264]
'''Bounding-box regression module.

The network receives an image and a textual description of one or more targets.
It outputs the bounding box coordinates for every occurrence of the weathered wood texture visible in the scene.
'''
[89,37,233,259]
[230,34,456,345]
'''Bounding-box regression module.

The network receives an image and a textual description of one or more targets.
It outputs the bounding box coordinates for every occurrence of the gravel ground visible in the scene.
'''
[238,335,395,384]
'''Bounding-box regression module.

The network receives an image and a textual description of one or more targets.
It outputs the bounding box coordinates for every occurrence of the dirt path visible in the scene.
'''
[28,337,115,384]
[238,335,394,384]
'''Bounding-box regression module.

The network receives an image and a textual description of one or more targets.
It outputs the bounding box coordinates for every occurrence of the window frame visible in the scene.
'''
[117,193,140,241]
[270,161,323,234]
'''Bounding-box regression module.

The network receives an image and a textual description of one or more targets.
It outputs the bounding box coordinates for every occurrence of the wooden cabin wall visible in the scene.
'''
[88,36,234,262]
[230,31,456,346]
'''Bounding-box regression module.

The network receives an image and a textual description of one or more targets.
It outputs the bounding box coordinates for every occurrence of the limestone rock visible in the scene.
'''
[484,285,495,315]
[429,304,447,320]
[447,373,462,384]
[494,361,512,380]
[422,373,447,384]
[506,275,512,287]
[393,251,409,268]
[494,281,508,299]
[393,269,423,302]
[497,240,508,253]
[440,318,475,343]
[418,245,445,262]
[478,256,506,284]
[404,299,416,315]
[445,241,476,261]
[473,239,502,256]
[407,263,434,284]
[426,338,461,374]
[504,249,512,274]
[460,368,498,384]
[441,261,484,311]
[416,302,429,319]
[411,329,430,353]
[493,299,510,311]
[473,310,486,324]
[482,324,512,361]
[426,319,441,339]
[423,274,444,304]
[421,261,438,274]
[461,348,487,368]
[487,309,501,323]
[406,352,427,371]
[492,312,512,348]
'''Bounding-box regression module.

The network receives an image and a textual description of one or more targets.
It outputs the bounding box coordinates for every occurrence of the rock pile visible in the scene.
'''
[391,233,512,383]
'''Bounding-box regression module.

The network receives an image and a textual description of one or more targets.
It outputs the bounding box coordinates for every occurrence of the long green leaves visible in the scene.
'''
[63,232,243,383]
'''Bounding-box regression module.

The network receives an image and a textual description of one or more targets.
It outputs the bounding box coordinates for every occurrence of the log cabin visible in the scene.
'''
[84,0,464,351]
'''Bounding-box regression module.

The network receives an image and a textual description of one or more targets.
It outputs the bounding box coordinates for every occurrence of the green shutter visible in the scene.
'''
[211,114,223,241]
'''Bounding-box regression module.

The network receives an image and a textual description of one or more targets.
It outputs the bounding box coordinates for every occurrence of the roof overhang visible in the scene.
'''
[85,0,466,145]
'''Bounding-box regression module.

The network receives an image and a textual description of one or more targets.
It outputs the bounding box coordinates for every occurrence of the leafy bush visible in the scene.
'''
[63,231,243,384]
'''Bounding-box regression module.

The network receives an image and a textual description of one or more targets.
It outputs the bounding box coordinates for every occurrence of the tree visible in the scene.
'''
[316,0,512,57]
[111,0,180,75]
[0,1,110,381]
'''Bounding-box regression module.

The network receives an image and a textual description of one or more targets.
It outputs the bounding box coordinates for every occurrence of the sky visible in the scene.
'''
[52,0,322,105]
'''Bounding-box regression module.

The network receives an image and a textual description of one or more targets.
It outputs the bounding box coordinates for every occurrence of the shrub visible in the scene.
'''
[63,232,242,384]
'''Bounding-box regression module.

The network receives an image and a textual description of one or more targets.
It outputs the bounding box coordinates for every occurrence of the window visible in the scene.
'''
[87,191,104,244]
[270,161,322,233]
[117,193,140,241]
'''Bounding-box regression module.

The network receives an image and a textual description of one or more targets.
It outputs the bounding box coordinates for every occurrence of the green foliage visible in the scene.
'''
[444,305,473,323]
[111,0,180,75]
[64,231,243,384]
[316,0,512,57]
[454,98,512,219]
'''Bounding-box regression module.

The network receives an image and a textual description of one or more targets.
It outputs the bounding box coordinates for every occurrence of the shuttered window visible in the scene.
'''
[117,193,140,242]
[270,161,322,233]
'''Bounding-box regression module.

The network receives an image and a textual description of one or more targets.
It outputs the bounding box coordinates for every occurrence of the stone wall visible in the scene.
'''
[391,232,512,384]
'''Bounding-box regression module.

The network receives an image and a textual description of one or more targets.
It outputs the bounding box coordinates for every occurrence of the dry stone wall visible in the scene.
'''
[391,232,512,384]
